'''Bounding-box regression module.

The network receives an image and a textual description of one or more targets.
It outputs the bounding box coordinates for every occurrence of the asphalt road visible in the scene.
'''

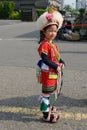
[0,20,87,130]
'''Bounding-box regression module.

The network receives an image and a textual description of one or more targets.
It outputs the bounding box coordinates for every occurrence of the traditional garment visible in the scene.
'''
[39,95,50,112]
[38,38,60,94]
[36,8,64,123]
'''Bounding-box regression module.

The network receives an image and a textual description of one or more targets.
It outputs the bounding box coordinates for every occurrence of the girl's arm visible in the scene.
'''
[60,58,65,66]
[41,52,58,70]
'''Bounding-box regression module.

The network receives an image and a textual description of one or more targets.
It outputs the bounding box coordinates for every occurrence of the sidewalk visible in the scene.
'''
[0,20,21,26]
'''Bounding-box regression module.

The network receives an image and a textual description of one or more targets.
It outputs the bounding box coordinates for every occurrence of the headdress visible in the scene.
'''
[37,9,63,31]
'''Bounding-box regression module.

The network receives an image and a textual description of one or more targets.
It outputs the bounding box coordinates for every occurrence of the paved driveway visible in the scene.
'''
[0,20,87,130]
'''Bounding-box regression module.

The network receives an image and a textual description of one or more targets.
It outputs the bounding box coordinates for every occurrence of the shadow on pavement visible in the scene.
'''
[0,112,45,123]
[0,95,86,122]
[0,94,86,108]
[15,30,39,39]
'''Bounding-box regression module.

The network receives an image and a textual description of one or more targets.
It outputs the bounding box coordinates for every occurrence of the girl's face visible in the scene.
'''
[43,25,58,41]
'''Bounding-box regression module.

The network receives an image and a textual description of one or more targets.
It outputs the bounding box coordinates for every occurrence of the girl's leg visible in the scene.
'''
[39,95,59,123]
[49,94,60,122]
[40,96,50,113]
[42,107,59,123]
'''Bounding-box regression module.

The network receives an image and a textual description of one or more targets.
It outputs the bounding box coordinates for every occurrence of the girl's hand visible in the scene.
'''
[57,66,61,73]
[60,63,65,69]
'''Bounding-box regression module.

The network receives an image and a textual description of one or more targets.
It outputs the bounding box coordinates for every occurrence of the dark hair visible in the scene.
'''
[38,31,45,44]
[38,24,58,44]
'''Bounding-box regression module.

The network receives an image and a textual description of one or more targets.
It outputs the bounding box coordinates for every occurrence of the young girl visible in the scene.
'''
[37,9,65,123]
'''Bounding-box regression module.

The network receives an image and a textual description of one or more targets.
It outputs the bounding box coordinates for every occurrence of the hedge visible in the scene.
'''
[36,9,46,17]
[0,1,20,19]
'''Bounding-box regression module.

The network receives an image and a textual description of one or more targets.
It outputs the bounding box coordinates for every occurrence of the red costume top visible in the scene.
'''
[38,39,60,89]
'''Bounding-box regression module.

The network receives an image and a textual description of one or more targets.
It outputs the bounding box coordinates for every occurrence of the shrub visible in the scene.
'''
[73,26,81,32]
[2,1,10,19]
[0,1,15,19]
[9,11,21,19]
[8,1,15,16]
[0,2,3,18]
[36,9,46,17]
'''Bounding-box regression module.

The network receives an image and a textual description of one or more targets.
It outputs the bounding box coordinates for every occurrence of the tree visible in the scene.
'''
[64,5,73,12]
[64,5,79,16]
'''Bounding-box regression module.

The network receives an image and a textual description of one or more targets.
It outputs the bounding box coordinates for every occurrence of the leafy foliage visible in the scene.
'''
[64,5,73,12]
[36,9,46,17]
[9,10,21,19]
[0,1,21,19]
[64,5,79,16]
